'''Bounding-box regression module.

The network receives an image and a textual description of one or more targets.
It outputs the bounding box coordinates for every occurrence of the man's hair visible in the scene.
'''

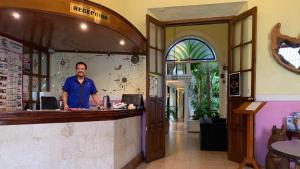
[76,62,87,70]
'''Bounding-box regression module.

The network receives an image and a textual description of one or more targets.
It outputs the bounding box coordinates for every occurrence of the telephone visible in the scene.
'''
[113,102,127,109]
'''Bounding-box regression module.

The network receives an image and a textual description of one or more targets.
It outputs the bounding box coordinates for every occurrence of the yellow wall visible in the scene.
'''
[165,24,228,65]
[90,0,300,95]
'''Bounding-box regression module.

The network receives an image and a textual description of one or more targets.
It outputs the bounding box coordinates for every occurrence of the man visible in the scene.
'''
[62,62,101,110]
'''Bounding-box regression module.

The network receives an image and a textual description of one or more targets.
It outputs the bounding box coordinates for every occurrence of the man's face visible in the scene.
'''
[76,64,86,77]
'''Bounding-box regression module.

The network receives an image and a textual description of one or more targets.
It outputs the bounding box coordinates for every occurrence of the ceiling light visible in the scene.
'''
[12,12,20,19]
[119,40,125,46]
[80,23,88,31]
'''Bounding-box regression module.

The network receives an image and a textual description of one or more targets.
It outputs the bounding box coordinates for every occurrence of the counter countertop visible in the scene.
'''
[0,109,143,125]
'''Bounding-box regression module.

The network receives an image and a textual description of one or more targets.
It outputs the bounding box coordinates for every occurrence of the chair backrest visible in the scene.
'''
[41,96,58,110]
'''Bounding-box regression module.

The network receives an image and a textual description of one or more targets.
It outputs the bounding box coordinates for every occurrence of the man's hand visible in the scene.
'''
[96,105,102,110]
[64,104,69,110]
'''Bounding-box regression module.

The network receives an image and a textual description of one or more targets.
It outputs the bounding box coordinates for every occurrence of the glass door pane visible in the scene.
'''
[41,52,47,76]
[149,74,157,97]
[150,23,156,47]
[157,50,163,74]
[32,77,38,101]
[32,50,39,75]
[157,27,163,50]
[23,75,29,100]
[41,78,47,92]
[150,48,156,72]
[233,21,241,46]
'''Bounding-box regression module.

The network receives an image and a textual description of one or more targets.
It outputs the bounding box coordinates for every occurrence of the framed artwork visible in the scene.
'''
[229,72,240,96]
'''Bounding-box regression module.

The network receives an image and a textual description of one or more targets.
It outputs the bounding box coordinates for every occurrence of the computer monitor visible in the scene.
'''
[39,92,58,110]
[40,96,58,110]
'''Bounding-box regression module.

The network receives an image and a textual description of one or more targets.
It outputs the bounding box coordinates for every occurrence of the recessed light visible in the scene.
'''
[80,23,88,31]
[119,40,125,46]
[12,12,20,19]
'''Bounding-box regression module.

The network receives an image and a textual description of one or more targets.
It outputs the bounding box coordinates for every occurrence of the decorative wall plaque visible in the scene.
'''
[271,23,300,74]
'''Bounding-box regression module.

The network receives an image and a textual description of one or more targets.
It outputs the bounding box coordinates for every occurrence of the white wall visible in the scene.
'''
[50,53,146,101]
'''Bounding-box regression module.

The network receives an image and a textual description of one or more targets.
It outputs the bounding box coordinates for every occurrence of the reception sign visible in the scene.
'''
[70,2,110,23]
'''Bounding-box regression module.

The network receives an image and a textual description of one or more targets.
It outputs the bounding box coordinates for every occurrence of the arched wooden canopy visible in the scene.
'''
[0,0,146,54]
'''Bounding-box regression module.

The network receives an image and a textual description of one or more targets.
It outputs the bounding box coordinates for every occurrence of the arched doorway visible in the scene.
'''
[165,37,219,126]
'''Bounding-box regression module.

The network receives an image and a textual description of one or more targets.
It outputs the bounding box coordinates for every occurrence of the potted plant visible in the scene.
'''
[165,105,176,133]
[191,62,220,120]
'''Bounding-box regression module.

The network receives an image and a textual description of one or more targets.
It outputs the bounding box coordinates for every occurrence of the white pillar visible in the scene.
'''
[184,80,190,126]
[186,63,191,75]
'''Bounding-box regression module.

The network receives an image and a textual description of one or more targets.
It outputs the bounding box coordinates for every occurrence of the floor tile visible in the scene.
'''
[137,121,242,169]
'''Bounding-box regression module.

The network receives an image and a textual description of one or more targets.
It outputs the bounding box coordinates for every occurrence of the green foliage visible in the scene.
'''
[165,106,177,121]
[166,39,216,62]
[191,62,220,119]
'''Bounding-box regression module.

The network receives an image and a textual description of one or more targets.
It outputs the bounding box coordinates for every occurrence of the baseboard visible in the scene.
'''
[121,152,144,169]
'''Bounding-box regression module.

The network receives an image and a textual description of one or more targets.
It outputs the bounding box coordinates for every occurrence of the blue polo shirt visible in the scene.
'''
[62,76,97,109]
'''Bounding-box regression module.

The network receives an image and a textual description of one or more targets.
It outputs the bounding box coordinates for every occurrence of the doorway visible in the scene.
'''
[145,4,257,165]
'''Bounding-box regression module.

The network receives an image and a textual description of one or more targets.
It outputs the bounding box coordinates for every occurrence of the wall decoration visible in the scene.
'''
[229,72,240,96]
[50,53,146,100]
[271,23,300,74]
[0,36,23,111]
[123,54,145,70]
[114,74,130,91]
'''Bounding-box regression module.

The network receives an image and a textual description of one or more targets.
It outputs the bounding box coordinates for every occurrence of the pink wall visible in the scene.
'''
[255,101,300,166]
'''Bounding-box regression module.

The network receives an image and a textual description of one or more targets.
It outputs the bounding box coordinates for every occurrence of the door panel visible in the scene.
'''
[149,98,156,124]
[228,7,257,162]
[146,15,166,162]
[157,99,164,123]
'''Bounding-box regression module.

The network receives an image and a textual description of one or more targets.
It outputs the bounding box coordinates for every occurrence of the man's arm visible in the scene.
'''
[62,91,69,110]
[91,93,101,106]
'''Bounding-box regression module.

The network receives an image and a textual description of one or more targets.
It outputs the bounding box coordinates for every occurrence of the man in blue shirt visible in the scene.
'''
[62,62,101,110]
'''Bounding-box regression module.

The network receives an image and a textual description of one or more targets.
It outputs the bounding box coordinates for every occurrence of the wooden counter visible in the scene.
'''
[0,109,143,125]
[0,108,143,169]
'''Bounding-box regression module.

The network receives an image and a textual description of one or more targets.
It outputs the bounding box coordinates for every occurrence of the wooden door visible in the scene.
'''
[145,15,166,162]
[227,7,257,162]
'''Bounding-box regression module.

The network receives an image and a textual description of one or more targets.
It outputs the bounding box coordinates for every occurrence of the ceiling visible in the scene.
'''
[0,0,146,54]
[148,1,247,21]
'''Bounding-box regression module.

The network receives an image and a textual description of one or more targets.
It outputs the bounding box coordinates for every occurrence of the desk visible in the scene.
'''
[271,140,300,169]
[0,109,143,169]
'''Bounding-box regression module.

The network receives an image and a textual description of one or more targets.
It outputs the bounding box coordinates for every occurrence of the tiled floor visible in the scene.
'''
[137,121,245,169]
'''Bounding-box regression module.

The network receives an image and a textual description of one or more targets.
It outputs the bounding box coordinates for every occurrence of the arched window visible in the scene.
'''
[166,38,216,62]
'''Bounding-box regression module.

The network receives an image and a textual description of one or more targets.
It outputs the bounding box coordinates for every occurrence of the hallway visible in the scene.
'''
[137,122,241,169]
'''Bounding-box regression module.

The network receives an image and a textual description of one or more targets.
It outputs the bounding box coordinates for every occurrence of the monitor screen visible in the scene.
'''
[41,96,58,110]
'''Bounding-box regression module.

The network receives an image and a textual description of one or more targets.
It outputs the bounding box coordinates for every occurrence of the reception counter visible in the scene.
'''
[0,109,143,169]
